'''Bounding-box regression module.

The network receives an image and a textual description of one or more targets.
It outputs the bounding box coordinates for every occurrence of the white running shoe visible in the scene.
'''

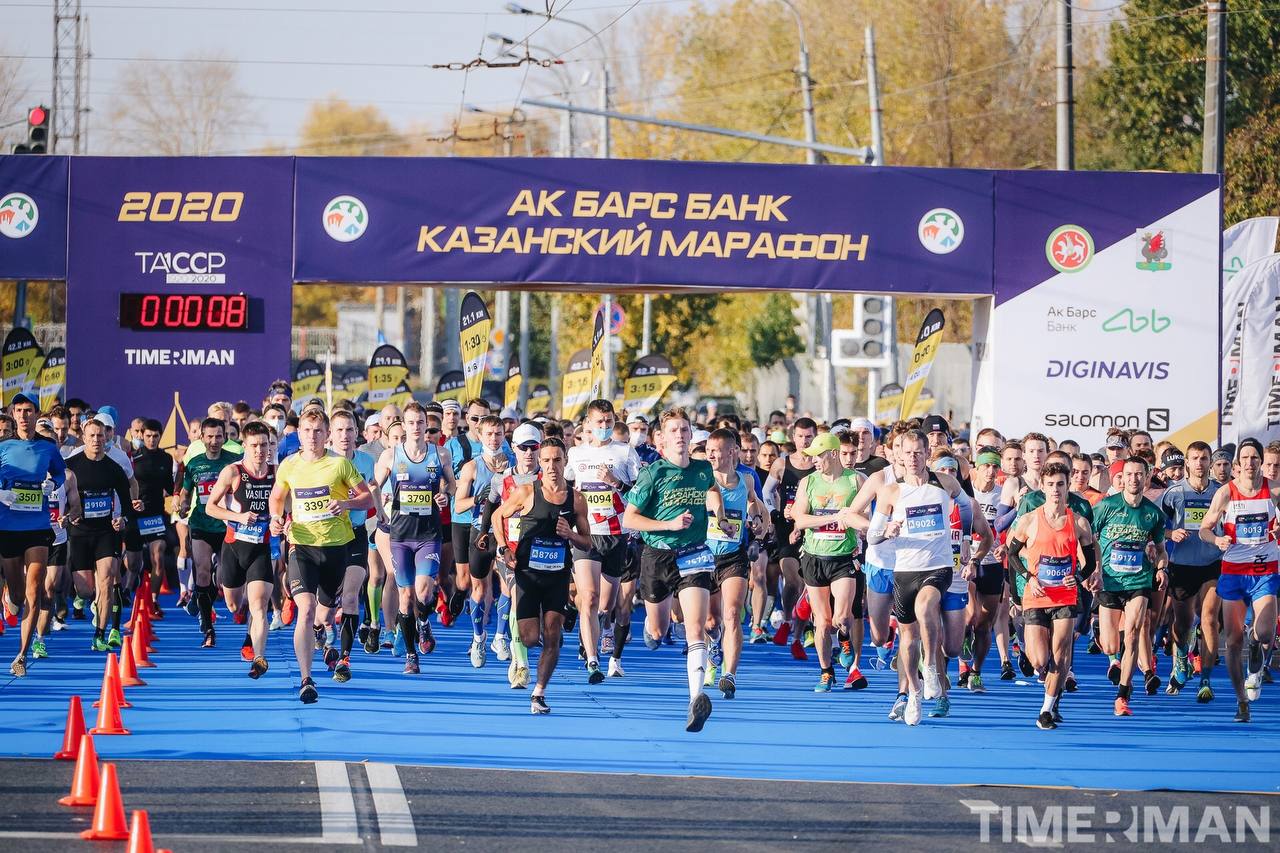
[888,694,908,721]
[1246,671,1262,702]
[600,630,615,656]
[905,691,923,726]
[491,634,511,661]
[50,618,66,632]
[470,633,487,668]
[269,613,284,632]
[922,665,941,700]
[607,658,625,678]
[514,665,530,689]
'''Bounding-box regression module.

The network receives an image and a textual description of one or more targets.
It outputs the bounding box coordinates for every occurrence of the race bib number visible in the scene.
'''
[811,507,845,541]
[10,481,42,513]
[234,519,267,544]
[528,536,567,572]
[905,504,946,537]
[83,490,113,519]
[675,543,715,576]
[196,474,217,505]
[292,486,332,523]
[399,486,434,516]
[708,508,743,543]
[1184,500,1210,531]
[1110,541,1145,573]
[1037,555,1073,587]
[581,483,618,521]
[1235,512,1269,546]
[506,515,523,545]
[137,515,165,538]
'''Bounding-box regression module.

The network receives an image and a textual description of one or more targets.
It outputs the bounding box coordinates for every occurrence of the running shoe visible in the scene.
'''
[531,694,550,715]
[249,656,269,679]
[201,629,216,649]
[324,645,340,672]
[492,634,511,661]
[844,667,868,690]
[470,634,487,668]
[313,624,326,646]
[709,641,723,668]
[1036,711,1057,730]
[968,672,986,694]
[1107,660,1121,685]
[1248,636,1263,674]
[587,660,605,685]
[513,665,530,688]
[333,657,352,683]
[1113,697,1132,717]
[928,696,951,718]
[1064,671,1078,692]
[685,693,712,732]
[888,694,908,721]
[1166,666,1185,695]
[107,628,122,649]
[51,618,66,632]
[957,661,970,688]
[403,654,420,675]
[814,671,835,693]
[1235,701,1251,723]
[1245,671,1262,703]
[1263,667,1274,685]
[420,621,437,654]
[1000,661,1015,681]
[233,608,247,625]
[872,645,894,671]
[269,613,284,632]
[9,658,26,677]
[448,589,466,620]
[922,664,941,700]
[1197,679,1214,703]
[392,627,405,657]
[149,604,164,620]
[662,624,676,646]
[1144,671,1161,696]
[790,640,808,661]
[183,594,199,618]
[904,691,922,726]
[363,626,381,655]
[802,627,816,649]
[719,672,736,699]
[644,632,661,651]
[704,661,717,688]
[749,626,770,644]
[357,624,369,646]
[600,630,615,656]
[1052,704,1064,724]
[1191,652,1202,676]
[281,596,295,626]
[772,622,791,646]
[31,638,47,659]
[91,635,110,652]
[1018,651,1034,678]
[73,596,87,619]
[607,658,625,678]
[579,643,589,662]
[961,633,973,661]
[299,677,318,704]
[838,640,854,671]
[240,634,254,662]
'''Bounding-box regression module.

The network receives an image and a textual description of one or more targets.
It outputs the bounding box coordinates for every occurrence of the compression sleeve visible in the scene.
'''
[994,502,1018,533]
[1007,535,1030,582]
[866,511,889,545]
[1080,543,1099,580]
[956,491,973,534]
[762,476,779,513]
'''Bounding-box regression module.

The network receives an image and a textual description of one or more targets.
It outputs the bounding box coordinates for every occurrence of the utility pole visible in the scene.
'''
[52,0,88,154]
[420,289,436,391]
[1202,0,1227,173]
[641,294,652,356]
[865,25,895,419]
[549,297,561,412]
[444,289,460,372]
[518,291,530,409]
[1055,0,1075,170]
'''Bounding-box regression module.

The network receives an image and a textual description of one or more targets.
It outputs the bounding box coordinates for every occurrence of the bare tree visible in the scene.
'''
[0,51,31,152]
[106,54,254,155]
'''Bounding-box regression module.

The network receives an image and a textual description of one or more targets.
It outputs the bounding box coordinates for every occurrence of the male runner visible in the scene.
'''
[1199,438,1280,722]
[446,398,492,615]
[624,408,731,732]
[455,414,511,668]
[269,409,374,703]
[177,417,240,647]
[130,418,174,616]
[564,399,640,684]
[966,447,1005,692]
[1092,457,1167,716]
[205,421,275,678]
[763,417,818,659]
[0,394,67,674]
[1160,441,1223,699]
[492,438,591,714]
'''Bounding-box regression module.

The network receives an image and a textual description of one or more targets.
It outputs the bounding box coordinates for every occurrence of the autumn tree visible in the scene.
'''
[106,55,253,155]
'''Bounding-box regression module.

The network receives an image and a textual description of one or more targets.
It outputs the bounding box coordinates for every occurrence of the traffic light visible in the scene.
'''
[832,294,892,367]
[12,105,51,154]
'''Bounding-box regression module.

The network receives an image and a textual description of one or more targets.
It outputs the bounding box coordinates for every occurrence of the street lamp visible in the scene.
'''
[489,32,577,156]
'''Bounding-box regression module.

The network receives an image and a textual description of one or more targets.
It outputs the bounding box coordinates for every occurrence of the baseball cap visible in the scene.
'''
[441,399,463,414]
[512,423,542,449]
[92,412,116,430]
[500,406,519,421]
[1160,449,1185,469]
[768,429,787,444]
[626,413,648,426]
[691,429,711,448]
[366,413,381,428]
[802,432,842,457]
[98,405,120,425]
[1108,460,1127,479]
[849,417,876,434]
[9,392,38,408]
[1105,434,1126,449]
[922,414,950,436]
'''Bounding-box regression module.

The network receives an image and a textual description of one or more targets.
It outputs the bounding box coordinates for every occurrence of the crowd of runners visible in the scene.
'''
[1,384,1277,731]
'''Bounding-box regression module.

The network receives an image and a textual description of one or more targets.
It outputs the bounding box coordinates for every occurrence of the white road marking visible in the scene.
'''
[315,760,360,845]
[366,762,418,847]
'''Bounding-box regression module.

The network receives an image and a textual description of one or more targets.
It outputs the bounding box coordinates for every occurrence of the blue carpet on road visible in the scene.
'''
[2,595,1277,793]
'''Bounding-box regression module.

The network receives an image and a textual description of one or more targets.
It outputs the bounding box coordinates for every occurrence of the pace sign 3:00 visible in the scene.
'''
[117,191,243,222]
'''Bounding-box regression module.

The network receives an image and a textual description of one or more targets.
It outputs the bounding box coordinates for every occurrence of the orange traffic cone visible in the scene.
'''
[135,605,157,650]
[119,637,147,687]
[127,809,157,853]
[89,669,131,736]
[133,625,156,669]
[93,653,132,709]
[81,763,130,840]
[58,734,100,806]
[53,695,87,760]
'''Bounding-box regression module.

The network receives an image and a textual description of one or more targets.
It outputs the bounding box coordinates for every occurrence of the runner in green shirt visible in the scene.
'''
[177,417,240,648]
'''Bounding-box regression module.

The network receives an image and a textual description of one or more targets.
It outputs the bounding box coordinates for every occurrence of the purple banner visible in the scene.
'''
[294,157,995,294]
[66,157,293,425]
[0,155,68,279]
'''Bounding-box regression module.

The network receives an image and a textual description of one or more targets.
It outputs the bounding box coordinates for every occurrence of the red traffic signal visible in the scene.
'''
[28,105,48,127]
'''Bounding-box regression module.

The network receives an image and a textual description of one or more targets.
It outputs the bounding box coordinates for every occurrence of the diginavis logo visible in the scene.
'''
[1045,360,1169,380]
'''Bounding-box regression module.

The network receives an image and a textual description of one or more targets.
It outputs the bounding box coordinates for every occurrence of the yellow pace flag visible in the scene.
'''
[367,344,410,407]
[460,291,491,404]
[2,327,39,406]
[505,355,522,412]
[875,383,904,425]
[293,359,324,401]
[561,348,592,421]
[588,307,606,398]
[435,370,466,403]
[38,347,66,410]
[899,308,945,422]
[621,354,677,419]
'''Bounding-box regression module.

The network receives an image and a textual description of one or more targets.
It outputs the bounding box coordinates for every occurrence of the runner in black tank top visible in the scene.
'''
[765,422,817,658]
[492,439,590,715]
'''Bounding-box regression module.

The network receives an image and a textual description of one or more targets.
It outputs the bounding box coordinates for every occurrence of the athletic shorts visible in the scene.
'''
[1024,604,1075,628]
[639,544,715,604]
[190,528,226,552]
[344,536,368,571]
[122,522,143,553]
[1097,588,1152,610]
[68,531,118,568]
[391,538,441,587]
[572,534,629,578]
[942,589,969,612]
[451,522,473,565]
[801,553,856,588]
[0,528,54,560]
[219,540,273,588]
[713,549,750,590]
[1217,572,1280,603]
[1169,561,1222,602]
[130,514,169,546]
[892,567,952,624]
[865,561,894,595]
[49,541,67,566]
[514,568,570,621]
[468,528,497,580]
[974,562,1005,597]
[286,543,347,607]
[621,537,642,584]
[770,522,800,562]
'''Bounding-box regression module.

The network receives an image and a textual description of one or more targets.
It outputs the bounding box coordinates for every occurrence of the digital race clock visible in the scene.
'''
[118,292,253,332]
